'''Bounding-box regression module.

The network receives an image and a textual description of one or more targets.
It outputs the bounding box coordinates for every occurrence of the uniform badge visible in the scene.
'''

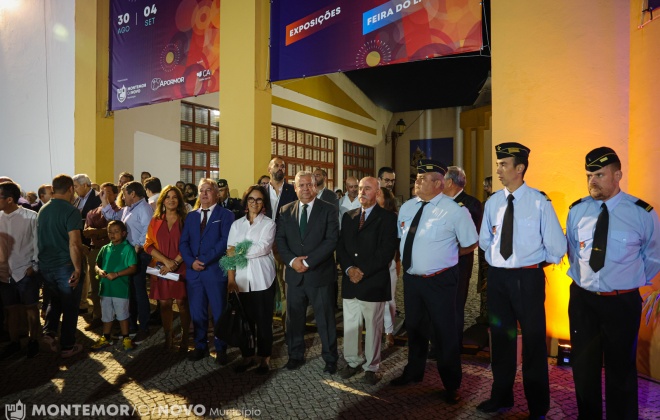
[400,221,405,229]
[492,226,497,234]
[579,241,585,250]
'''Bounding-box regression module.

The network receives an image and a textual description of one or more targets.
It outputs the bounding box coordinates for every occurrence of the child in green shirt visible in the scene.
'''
[92,221,137,351]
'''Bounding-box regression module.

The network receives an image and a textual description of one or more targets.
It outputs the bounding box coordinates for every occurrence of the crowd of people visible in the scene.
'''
[0,144,657,419]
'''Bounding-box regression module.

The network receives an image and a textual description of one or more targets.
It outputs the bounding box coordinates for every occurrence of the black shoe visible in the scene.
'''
[233,358,256,373]
[323,362,337,374]
[389,373,423,386]
[442,389,461,405]
[0,341,21,360]
[284,358,305,370]
[188,348,209,362]
[363,371,381,385]
[215,348,228,366]
[476,397,514,413]
[26,339,39,359]
[339,365,361,379]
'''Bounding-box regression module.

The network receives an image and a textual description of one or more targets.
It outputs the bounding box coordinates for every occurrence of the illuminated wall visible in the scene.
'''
[492,2,631,344]
[493,1,660,378]
[630,0,660,378]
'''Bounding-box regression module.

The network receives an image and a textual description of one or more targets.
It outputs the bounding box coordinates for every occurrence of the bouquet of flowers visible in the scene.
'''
[219,240,253,274]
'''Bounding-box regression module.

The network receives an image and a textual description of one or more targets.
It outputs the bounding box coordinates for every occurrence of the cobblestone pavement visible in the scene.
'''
[1,257,660,419]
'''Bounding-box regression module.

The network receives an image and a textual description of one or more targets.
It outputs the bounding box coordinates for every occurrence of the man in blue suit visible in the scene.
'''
[180,178,234,363]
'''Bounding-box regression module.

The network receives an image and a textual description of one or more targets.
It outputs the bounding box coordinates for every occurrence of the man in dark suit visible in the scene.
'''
[275,171,339,373]
[266,157,297,317]
[313,168,339,211]
[73,174,102,225]
[73,174,101,314]
[336,177,398,384]
[443,166,483,347]
[217,179,243,220]
[32,184,52,213]
[180,178,235,364]
[266,157,297,220]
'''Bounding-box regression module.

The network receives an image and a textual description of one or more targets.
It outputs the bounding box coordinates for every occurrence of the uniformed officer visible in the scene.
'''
[389,159,478,405]
[478,142,566,419]
[566,147,660,420]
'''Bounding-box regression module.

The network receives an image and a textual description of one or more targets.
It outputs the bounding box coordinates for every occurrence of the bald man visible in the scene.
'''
[336,177,398,384]
[338,177,360,228]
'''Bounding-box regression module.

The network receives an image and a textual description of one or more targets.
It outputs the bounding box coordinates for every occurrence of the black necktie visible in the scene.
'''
[589,203,609,272]
[402,201,429,272]
[500,194,514,260]
[200,209,209,234]
[300,204,308,236]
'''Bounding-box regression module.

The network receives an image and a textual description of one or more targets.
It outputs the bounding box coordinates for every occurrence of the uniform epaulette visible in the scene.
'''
[635,199,653,212]
[569,198,584,209]
[539,191,551,201]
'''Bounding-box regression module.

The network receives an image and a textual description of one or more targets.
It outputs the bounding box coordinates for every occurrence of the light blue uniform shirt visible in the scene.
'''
[566,191,660,292]
[398,193,478,275]
[479,182,566,268]
[101,198,154,247]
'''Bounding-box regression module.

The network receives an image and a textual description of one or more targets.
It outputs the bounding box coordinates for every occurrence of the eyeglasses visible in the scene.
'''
[260,182,269,187]
[247,197,264,204]
[380,178,395,184]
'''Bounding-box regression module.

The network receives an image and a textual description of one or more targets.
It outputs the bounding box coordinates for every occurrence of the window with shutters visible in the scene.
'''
[180,101,219,184]
[270,123,337,190]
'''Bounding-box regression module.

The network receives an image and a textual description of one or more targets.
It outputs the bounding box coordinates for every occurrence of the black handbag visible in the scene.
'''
[215,291,255,351]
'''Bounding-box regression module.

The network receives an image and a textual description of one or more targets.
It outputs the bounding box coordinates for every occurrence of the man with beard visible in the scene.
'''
[566,147,660,419]
[313,168,338,210]
[266,157,297,317]
[378,167,396,192]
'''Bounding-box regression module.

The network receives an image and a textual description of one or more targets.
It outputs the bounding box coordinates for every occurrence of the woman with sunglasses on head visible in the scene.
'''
[225,185,276,374]
[144,185,190,351]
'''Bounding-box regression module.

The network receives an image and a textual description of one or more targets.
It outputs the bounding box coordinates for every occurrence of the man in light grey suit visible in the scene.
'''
[276,171,339,374]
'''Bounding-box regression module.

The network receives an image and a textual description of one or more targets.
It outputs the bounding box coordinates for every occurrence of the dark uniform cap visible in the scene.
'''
[585,147,620,171]
[417,159,448,175]
[495,142,531,159]
[217,179,228,188]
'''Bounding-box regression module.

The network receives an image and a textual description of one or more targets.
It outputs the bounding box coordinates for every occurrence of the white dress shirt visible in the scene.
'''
[0,207,39,281]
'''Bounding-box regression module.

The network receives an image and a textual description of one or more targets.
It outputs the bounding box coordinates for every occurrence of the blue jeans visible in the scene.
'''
[129,251,152,332]
[42,264,83,349]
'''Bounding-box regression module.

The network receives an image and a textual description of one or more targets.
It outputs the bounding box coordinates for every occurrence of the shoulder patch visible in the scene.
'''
[569,198,584,210]
[635,199,653,212]
[457,202,464,207]
[539,191,551,202]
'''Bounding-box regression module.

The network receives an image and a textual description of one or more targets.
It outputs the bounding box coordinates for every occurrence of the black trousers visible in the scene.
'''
[238,280,276,358]
[569,282,641,420]
[403,266,461,390]
[286,280,338,364]
[488,266,549,415]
